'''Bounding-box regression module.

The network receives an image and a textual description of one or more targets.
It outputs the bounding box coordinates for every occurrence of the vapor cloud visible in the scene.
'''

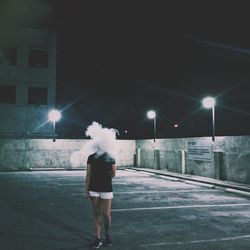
[70,121,118,167]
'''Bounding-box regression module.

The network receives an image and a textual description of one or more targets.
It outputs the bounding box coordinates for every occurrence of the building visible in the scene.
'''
[0,0,56,138]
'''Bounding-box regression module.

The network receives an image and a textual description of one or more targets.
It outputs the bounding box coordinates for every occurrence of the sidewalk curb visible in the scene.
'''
[225,188,250,198]
[129,167,250,194]
[184,180,215,189]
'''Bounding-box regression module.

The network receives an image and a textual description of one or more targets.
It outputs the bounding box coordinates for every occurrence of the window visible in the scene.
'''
[0,47,17,65]
[29,49,48,68]
[28,86,48,105]
[0,84,16,103]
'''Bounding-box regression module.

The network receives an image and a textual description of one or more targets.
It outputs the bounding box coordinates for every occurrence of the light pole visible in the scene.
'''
[48,109,61,142]
[147,110,156,142]
[202,97,216,142]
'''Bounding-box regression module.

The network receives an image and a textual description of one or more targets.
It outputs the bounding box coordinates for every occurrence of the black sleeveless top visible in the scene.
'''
[87,152,115,192]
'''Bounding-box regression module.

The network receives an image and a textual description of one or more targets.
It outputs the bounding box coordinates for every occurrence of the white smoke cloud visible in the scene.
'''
[70,121,118,167]
[86,121,118,157]
[69,150,84,167]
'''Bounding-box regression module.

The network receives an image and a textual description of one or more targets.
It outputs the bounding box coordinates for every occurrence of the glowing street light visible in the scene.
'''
[48,109,61,142]
[147,110,156,142]
[202,97,216,142]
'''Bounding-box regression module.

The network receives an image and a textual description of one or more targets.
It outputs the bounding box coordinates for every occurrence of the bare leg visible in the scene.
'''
[101,198,112,234]
[91,197,101,238]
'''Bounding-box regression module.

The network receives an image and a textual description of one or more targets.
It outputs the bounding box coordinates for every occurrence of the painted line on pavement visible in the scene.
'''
[58,183,82,186]
[114,189,218,194]
[111,203,250,212]
[71,189,218,196]
[140,234,250,247]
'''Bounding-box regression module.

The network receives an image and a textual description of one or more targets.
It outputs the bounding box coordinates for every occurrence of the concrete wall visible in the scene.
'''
[1,136,250,185]
[136,136,250,184]
[0,139,135,171]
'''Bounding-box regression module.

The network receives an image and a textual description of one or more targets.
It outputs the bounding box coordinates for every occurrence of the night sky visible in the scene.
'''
[55,2,250,139]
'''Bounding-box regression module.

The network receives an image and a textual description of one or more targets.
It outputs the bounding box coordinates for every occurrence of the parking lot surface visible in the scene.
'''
[1,169,250,249]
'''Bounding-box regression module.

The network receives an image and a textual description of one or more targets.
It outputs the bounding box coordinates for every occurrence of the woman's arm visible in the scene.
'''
[111,164,116,177]
[84,163,91,198]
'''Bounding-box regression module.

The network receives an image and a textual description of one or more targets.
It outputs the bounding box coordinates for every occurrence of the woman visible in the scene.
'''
[85,151,116,248]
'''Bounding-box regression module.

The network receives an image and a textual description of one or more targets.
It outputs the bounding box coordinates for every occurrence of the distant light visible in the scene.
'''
[48,109,61,122]
[174,124,178,128]
[202,97,216,109]
[147,110,156,119]
[124,130,128,134]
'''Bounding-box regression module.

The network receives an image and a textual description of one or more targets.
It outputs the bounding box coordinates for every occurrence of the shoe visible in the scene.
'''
[104,233,112,247]
[91,237,103,249]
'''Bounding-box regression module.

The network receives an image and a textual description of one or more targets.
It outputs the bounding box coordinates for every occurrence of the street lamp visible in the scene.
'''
[147,110,156,142]
[48,109,61,142]
[202,97,216,142]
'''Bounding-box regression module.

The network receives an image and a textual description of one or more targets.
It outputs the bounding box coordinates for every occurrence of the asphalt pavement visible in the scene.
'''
[1,169,250,250]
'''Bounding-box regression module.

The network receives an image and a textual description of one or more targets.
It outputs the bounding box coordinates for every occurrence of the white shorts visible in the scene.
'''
[89,191,113,199]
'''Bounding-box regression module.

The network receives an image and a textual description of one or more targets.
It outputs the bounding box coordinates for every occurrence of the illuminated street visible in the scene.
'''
[1,169,250,249]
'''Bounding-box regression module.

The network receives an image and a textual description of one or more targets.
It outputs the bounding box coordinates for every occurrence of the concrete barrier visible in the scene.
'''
[1,136,250,185]
[136,136,250,184]
[0,139,135,170]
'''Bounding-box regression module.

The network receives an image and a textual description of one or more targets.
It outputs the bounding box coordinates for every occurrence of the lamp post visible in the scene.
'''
[202,97,216,142]
[48,109,61,142]
[147,110,156,142]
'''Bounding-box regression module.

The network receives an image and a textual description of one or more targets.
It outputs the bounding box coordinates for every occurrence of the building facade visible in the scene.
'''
[0,0,56,138]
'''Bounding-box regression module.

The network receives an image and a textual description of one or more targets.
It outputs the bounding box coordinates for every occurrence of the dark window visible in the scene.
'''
[28,87,48,105]
[0,84,16,103]
[0,47,17,65]
[29,49,48,68]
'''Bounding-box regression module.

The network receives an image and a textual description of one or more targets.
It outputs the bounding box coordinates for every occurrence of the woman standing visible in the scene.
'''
[85,151,116,248]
